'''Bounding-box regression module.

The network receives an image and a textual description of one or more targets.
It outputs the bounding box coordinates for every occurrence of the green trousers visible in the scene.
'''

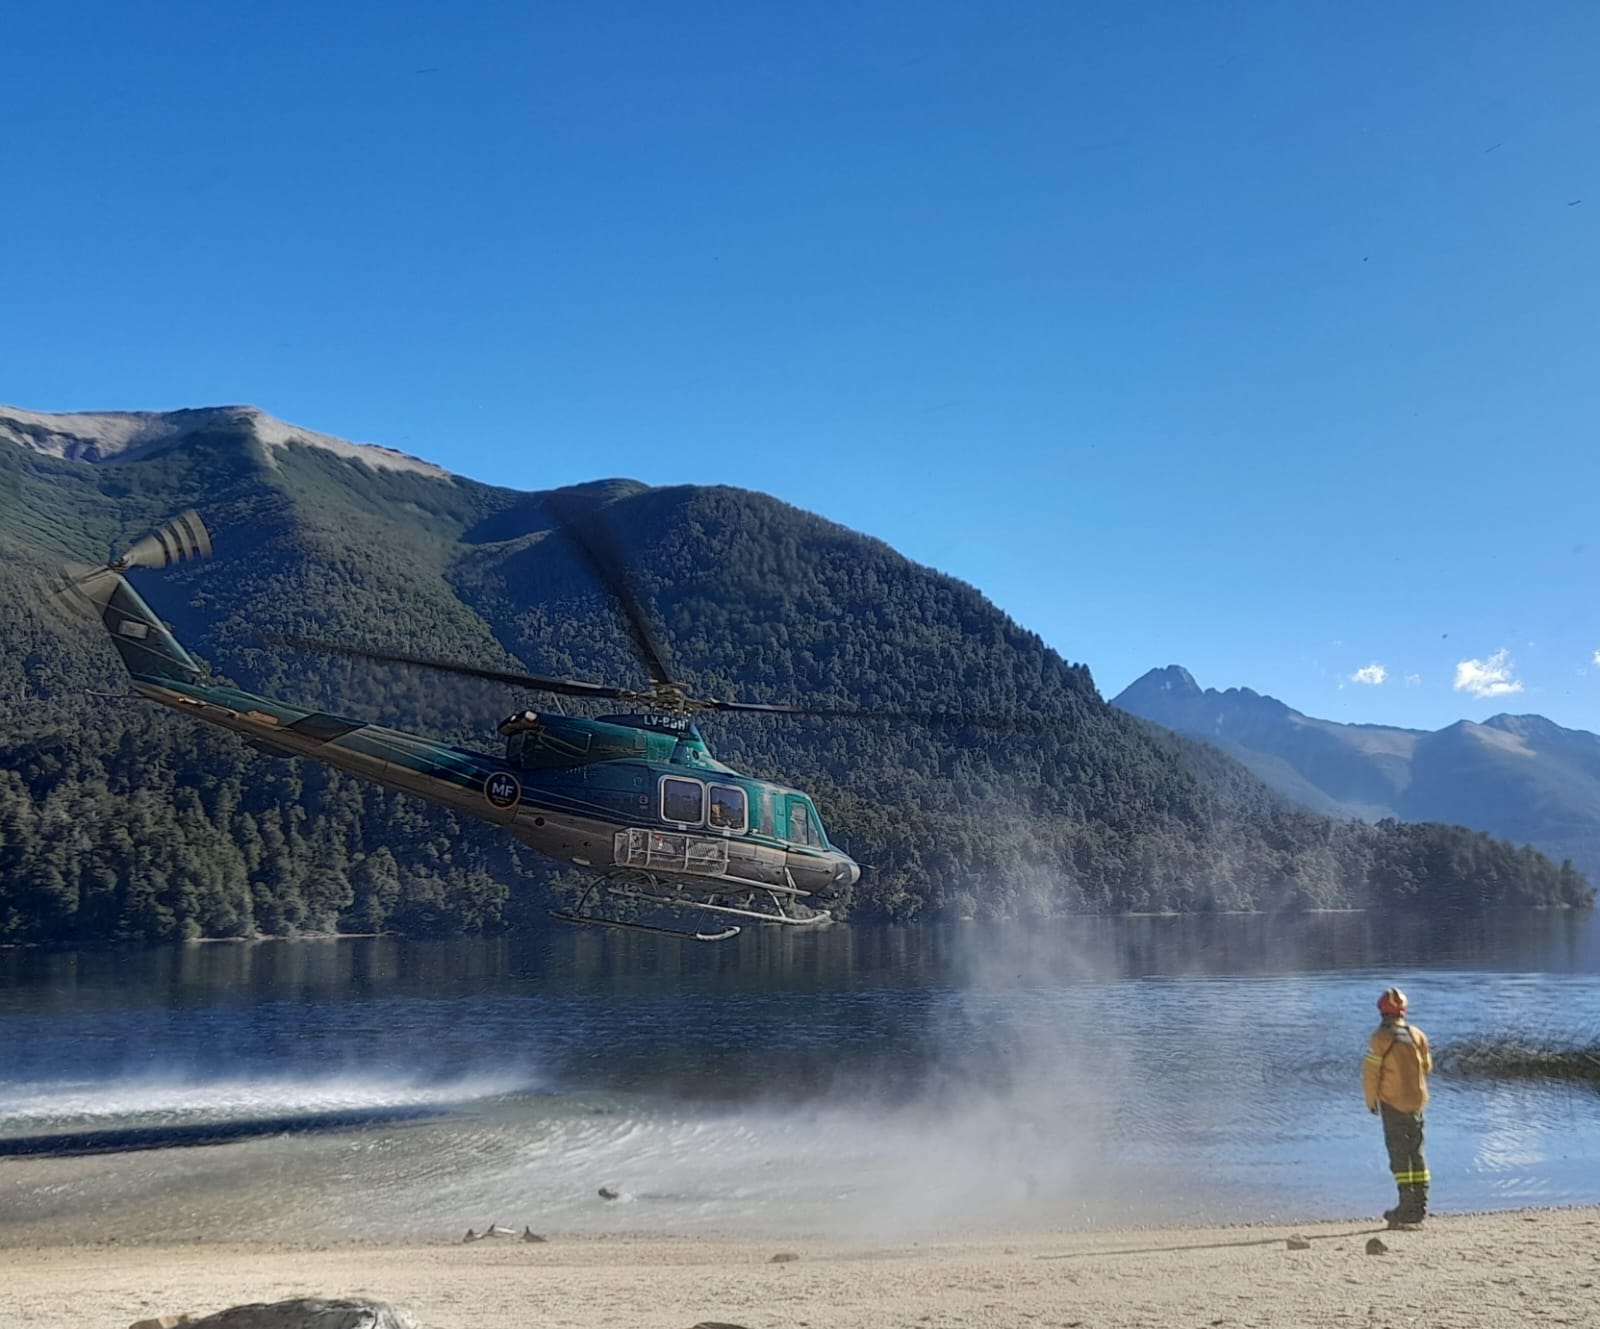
[1380,1103,1429,1220]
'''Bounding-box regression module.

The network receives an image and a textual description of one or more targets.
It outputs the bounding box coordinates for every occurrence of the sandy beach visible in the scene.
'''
[4,1208,1598,1329]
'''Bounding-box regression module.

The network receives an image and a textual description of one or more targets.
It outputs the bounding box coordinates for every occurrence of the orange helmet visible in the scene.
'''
[1377,987,1408,1016]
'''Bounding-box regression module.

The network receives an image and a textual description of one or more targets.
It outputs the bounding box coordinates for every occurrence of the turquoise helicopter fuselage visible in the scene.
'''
[126,674,859,896]
[93,565,859,898]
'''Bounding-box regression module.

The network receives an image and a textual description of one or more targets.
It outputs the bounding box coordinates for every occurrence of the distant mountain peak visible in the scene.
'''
[1115,665,1600,886]
[1113,666,1298,740]
[1480,713,1576,743]
[1123,664,1202,698]
[0,403,451,479]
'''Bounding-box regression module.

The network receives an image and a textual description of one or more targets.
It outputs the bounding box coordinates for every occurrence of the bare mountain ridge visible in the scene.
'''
[1114,666,1600,882]
[0,404,448,477]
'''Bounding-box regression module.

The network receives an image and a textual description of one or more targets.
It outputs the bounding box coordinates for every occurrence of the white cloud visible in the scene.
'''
[1592,649,1600,667]
[1453,649,1524,700]
[1350,662,1387,686]
[1404,673,1422,687]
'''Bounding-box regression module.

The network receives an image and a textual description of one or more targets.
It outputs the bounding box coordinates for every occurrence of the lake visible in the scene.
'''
[2,911,1598,1241]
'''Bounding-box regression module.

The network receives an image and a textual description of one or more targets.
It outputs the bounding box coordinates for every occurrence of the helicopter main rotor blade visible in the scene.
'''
[697,698,1052,732]
[543,490,676,687]
[261,636,639,702]
[262,637,1044,731]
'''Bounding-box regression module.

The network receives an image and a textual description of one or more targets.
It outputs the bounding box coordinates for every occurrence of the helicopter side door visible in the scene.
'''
[783,793,836,893]
[626,773,786,886]
[659,775,751,833]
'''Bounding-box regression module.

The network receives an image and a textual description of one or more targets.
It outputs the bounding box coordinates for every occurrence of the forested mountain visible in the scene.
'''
[0,406,1590,943]
[1114,666,1600,888]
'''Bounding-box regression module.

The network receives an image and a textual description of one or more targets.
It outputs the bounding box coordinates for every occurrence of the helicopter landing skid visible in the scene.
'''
[550,868,831,942]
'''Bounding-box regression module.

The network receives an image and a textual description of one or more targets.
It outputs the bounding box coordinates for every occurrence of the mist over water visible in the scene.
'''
[2,914,1598,1242]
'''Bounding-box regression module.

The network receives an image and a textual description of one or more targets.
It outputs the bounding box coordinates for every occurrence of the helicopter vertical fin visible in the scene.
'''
[62,566,204,683]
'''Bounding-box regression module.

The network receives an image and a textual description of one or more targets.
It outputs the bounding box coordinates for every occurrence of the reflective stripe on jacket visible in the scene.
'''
[1364,1019,1432,1113]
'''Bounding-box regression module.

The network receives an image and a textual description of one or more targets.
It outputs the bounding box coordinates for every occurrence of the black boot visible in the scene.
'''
[1383,1186,1404,1226]
[1390,1183,1426,1227]
[1404,1183,1428,1225]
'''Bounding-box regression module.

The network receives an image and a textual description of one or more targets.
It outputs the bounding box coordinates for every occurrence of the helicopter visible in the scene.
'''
[53,498,1005,941]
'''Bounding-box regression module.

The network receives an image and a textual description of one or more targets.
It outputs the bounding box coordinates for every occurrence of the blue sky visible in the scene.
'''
[4,1,1597,730]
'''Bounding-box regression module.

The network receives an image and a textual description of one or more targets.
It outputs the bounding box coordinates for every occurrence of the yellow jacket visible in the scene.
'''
[1364,1019,1432,1113]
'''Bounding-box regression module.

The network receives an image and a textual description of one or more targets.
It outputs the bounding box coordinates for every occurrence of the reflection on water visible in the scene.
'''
[6,909,1599,1004]
[1,913,1598,1240]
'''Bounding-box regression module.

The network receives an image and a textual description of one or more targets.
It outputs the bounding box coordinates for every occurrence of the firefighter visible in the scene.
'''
[1364,986,1433,1227]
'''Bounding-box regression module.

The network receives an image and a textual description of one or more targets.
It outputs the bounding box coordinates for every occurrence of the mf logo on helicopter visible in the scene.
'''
[484,771,521,809]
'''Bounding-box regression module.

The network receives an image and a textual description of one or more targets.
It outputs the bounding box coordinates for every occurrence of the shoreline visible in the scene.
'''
[5,1206,1598,1328]
[3,903,1595,950]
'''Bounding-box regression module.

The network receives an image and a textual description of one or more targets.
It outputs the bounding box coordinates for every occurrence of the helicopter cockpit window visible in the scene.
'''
[707,785,747,832]
[661,776,704,825]
[786,796,824,847]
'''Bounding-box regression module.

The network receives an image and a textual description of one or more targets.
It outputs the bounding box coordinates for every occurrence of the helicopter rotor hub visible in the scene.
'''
[636,683,702,714]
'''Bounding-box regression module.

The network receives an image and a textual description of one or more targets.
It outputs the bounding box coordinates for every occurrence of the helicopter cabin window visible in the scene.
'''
[660,776,704,825]
[786,795,824,847]
[707,784,747,832]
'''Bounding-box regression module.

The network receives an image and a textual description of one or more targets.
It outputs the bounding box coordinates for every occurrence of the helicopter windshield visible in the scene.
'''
[786,795,828,848]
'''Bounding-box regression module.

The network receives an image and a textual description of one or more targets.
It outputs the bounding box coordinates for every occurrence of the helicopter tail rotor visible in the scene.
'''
[47,511,212,683]
[113,509,212,573]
